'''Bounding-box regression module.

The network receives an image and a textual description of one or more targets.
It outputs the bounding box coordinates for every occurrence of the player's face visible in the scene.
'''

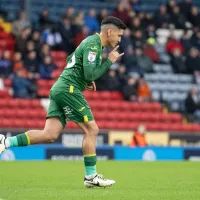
[108,28,124,47]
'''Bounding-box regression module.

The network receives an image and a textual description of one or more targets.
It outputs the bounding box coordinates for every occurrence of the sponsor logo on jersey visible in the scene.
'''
[88,51,97,63]
[91,46,98,50]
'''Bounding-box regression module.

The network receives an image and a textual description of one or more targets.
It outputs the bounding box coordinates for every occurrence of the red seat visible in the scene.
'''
[51,51,67,60]
[0,90,10,98]
[111,92,123,100]
[109,101,121,111]
[4,79,12,87]
[31,99,42,108]
[97,121,105,129]
[18,99,32,108]
[54,60,66,68]
[0,99,7,107]
[38,89,49,97]
[52,69,62,79]
[99,91,111,100]
[104,121,116,129]
[4,109,14,118]
[119,102,131,110]
[37,80,48,89]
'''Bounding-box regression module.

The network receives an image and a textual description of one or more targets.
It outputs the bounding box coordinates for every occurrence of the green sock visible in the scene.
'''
[6,133,30,147]
[84,154,97,176]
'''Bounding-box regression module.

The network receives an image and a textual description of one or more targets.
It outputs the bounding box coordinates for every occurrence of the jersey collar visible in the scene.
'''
[95,33,103,49]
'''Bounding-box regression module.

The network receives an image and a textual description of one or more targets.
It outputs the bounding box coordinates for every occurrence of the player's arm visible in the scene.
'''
[83,45,124,82]
[83,46,112,82]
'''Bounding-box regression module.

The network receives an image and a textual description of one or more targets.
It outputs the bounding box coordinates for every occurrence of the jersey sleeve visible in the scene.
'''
[83,43,112,82]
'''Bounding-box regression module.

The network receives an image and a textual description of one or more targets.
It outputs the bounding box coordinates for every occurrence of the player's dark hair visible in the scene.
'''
[101,16,126,30]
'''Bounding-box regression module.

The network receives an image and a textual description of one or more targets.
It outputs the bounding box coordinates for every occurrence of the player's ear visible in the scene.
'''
[107,28,112,37]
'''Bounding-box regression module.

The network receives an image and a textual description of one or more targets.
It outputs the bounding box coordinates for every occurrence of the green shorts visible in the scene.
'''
[46,86,94,128]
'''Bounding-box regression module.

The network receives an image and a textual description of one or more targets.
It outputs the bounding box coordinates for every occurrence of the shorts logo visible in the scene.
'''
[79,107,85,112]
[63,106,73,120]
[88,51,96,63]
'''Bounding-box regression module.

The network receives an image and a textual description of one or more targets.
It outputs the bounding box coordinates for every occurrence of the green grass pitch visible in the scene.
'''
[0,161,199,200]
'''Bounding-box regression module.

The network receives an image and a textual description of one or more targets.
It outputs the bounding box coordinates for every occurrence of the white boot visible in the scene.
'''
[0,134,6,154]
[84,174,115,188]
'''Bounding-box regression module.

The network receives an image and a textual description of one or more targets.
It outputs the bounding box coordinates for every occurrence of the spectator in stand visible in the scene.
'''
[179,0,193,20]
[102,69,120,91]
[132,30,145,48]
[112,1,131,27]
[42,27,63,51]
[137,77,151,102]
[117,64,128,91]
[39,44,51,60]
[144,38,159,63]
[135,48,153,74]
[188,6,200,28]
[145,24,156,38]
[167,0,177,15]
[122,76,138,101]
[166,33,184,54]
[62,7,75,23]
[130,17,143,33]
[97,9,108,25]
[131,0,141,13]
[57,17,74,53]
[15,27,31,56]
[170,48,187,74]
[39,55,57,79]
[0,51,12,77]
[74,26,89,48]
[130,124,147,147]
[189,30,200,50]
[39,9,52,30]
[154,5,170,28]
[12,69,35,98]
[31,30,41,50]
[123,45,137,73]
[73,11,85,34]
[25,41,36,57]
[185,48,200,74]
[84,9,99,35]
[120,28,133,53]
[185,88,200,122]
[143,13,155,27]
[24,51,40,80]
[170,5,186,29]
[13,52,27,76]
[12,11,31,38]
[180,30,192,53]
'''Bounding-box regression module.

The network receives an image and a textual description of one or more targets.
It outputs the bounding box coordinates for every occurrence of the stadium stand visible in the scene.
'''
[1,0,200,132]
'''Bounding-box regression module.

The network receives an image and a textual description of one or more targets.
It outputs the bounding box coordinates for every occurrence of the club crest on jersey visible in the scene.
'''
[88,51,97,63]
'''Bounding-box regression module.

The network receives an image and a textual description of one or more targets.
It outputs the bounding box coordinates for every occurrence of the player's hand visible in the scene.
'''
[86,81,96,91]
[108,45,124,63]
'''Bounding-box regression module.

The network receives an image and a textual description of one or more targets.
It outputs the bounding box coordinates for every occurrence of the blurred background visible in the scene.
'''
[0,0,200,161]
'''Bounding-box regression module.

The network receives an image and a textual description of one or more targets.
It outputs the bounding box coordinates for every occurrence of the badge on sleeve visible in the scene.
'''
[88,51,97,63]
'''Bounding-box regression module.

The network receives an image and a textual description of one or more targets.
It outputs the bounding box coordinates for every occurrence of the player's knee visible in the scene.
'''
[88,124,99,136]
[43,130,58,143]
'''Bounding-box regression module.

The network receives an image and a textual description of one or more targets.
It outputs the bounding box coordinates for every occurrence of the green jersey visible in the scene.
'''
[52,33,113,92]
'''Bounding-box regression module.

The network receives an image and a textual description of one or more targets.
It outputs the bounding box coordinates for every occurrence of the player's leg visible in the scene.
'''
[76,120,115,188]
[0,93,66,153]
[0,117,63,153]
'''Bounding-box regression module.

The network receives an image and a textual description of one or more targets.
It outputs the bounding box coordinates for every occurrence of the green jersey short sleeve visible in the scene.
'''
[52,33,112,92]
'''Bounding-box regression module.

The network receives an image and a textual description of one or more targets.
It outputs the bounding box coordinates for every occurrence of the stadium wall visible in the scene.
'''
[1,145,200,161]
[1,129,200,147]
